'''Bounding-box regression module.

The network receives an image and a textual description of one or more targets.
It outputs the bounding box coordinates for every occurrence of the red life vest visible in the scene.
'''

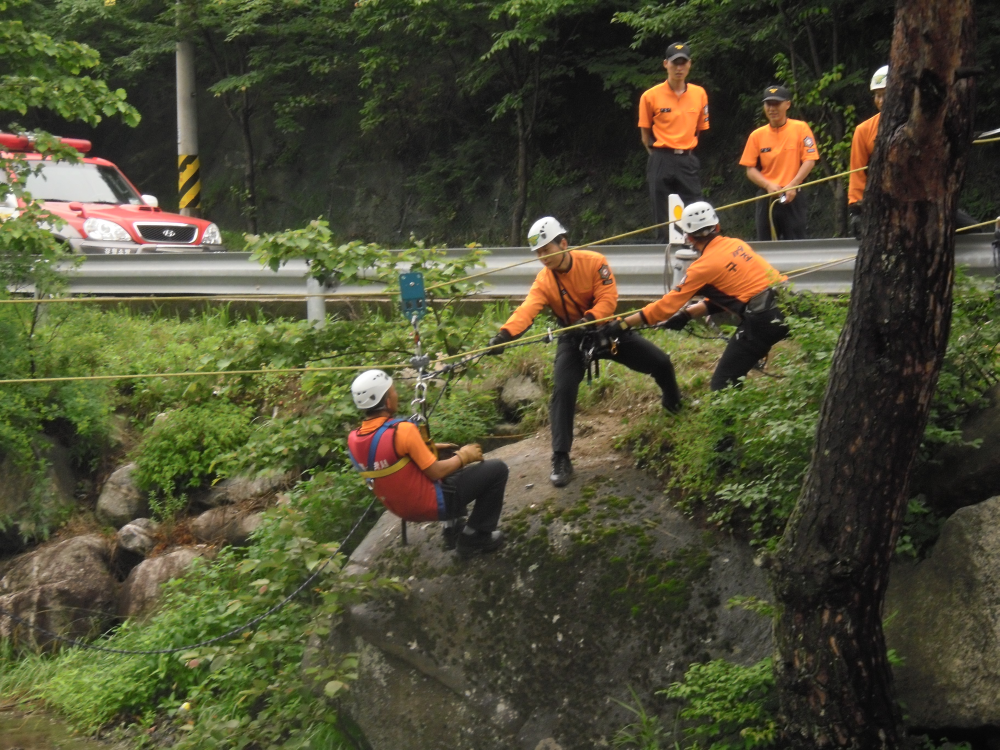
[347,418,444,522]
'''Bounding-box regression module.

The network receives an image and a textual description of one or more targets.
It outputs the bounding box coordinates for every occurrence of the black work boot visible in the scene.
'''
[456,528,504,558]
[550,452,574,487]
[662,392,683,414]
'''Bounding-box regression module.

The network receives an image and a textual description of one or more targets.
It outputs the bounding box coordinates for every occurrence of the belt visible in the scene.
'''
[654,147,692,155]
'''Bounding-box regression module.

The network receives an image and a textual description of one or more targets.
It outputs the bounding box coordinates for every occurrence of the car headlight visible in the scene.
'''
[83,218,131,242]
[202,223,223,245]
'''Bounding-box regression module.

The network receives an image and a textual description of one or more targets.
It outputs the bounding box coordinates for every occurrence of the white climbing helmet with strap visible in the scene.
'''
[527,216,568,252]
[351,369,393,410]
[870,65,889,91]
[679,201,720,235]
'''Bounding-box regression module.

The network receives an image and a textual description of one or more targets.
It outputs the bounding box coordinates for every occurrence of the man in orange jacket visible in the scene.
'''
[486,216,682,487]
[612,202,788,391]
[848,66,887,238]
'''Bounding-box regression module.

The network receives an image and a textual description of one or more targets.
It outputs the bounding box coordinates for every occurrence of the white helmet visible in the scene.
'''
[870,65,888,91]
[351,369,393,410]
[527,216,568,252]
[679,201,719,235]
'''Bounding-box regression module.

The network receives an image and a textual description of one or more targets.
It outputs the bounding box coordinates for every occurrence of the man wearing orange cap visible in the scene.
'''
[638,42,710,243]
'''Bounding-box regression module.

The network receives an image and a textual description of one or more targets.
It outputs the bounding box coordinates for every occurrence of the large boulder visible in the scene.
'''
[324,418,772,750]
[0,436,77,556]
[200,472,292,509]
[886,495,1000,728]
[110,518,160,578]
[96,464,149,529]
[0,534,117,648]
[117,547,205,619]
[190,507,263,547]
[499,375,544,422]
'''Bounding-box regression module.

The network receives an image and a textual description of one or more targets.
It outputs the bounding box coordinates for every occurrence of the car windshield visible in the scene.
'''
[22,162,141,204]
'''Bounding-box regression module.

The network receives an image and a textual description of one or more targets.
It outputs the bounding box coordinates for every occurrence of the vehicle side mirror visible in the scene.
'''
[141,194,159,207]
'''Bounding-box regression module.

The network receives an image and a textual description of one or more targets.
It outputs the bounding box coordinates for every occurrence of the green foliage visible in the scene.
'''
[661,659,776,750]
[612,686,667,750]
[626,276,1000,549]
[0,504,400,747]
[132,402,253,520]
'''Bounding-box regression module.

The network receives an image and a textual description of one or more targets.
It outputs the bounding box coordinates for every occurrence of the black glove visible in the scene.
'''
[486,330,512,356]
[571,317,592,329]
[601,318,630,339]
[663,309,692,331]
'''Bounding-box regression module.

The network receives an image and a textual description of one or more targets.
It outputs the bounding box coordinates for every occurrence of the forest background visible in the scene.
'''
[12,0,1000,248]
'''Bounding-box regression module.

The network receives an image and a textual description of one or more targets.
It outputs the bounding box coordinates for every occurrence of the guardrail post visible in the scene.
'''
[672,246,700,289]
[306,277,326,328]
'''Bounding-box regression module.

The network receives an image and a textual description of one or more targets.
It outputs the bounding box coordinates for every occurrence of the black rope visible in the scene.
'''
[0,498,379,656]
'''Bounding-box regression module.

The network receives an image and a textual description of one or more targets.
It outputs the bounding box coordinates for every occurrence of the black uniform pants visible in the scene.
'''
[441,459,507,532]
[754,191,809,241]
[648,149,703,242]
[551,331,681,454]
[710,307,790,391]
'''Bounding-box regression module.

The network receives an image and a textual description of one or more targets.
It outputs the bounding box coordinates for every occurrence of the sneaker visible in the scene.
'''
[456,529,504,557]
[550,452,574,487]
[441,518,465,550]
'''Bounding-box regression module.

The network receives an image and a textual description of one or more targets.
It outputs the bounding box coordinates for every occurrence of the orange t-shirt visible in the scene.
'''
[739,118,819,186]
[640,235,786,324]
[848,113,880,204]
[638,82,709,150]
[358,417,437,471]
[501,250,618,337]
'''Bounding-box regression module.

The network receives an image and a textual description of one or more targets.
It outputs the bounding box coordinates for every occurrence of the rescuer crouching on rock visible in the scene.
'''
[485,216,682,489]
[612,201,790,391]
[347,370,507,557]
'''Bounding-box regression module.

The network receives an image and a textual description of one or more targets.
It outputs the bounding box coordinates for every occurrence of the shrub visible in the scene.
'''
[132,401,253,520]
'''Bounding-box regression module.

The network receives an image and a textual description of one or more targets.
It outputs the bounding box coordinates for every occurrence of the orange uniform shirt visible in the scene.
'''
[358,417,437,471]
[739,118,819,186]
[501,250,618,337]
[848,113,880,205]
[640,235,786,324]
[638,82,709,150]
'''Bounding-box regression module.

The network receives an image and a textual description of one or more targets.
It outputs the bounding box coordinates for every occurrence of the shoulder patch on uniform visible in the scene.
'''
[598,264,612,280]
[804,136,815,147]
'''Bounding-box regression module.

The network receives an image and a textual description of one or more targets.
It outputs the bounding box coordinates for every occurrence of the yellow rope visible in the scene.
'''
[956,217,999,234]
[973,135,1000,145]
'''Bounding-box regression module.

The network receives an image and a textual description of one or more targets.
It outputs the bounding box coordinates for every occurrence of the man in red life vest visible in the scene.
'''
[609,201,789,390]
[348,370,507,556]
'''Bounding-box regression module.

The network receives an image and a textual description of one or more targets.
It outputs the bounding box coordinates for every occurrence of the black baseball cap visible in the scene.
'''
[665,42,691,62]
[762,85,791,102]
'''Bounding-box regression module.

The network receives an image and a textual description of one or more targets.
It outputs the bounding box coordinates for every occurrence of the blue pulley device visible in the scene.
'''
[399,272,427,321]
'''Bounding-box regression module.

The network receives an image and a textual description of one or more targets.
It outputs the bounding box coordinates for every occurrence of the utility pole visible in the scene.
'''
[176,4,200,217]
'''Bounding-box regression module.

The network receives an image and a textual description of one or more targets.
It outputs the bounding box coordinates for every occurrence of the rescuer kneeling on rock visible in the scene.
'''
[347,370,507,557]
[611,202,789,391]
[485,217,682,488]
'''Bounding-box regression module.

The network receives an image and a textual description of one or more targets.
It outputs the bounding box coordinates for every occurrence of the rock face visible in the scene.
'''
[918,384,1000,514]
[329,418,772,750]
[201,472,291,508]
[499,375,544,422]
[0,534,117,648]
[117,547,204,619]
[190,507,263,546]
[0,436,77,555]
[96,464,149,529]
[886,495,1000,728]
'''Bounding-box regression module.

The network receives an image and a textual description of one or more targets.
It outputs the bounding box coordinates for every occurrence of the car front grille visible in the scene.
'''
[135,223,198,243]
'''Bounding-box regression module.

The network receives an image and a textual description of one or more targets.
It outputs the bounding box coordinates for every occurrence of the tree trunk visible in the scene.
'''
[770,0,976,747]
[240,91,259,235]
[509,107,529,247]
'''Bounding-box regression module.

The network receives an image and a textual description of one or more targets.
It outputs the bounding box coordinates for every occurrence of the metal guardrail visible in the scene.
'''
[57,235,995,300]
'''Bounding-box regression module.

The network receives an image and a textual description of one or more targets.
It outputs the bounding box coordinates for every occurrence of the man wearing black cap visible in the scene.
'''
[739,85,819,241]
[638,42,710,243]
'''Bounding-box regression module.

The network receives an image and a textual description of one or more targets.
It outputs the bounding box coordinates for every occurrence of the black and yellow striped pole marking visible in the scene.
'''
[178,155,201,210]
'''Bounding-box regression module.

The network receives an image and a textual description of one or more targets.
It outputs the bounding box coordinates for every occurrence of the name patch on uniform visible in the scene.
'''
[598,264,613,285]
[760,147,772,153]
[659,107,672,113]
